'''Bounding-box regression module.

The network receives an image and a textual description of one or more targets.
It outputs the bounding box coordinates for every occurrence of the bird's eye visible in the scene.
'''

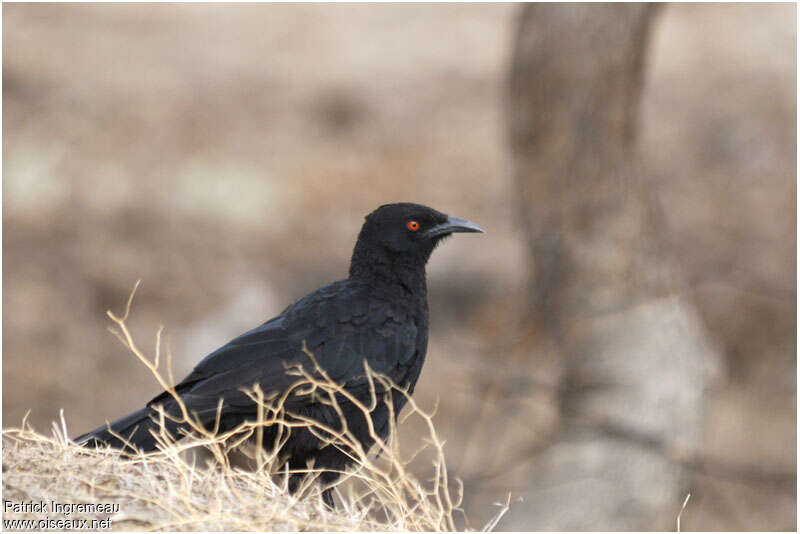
[407,220,420,231]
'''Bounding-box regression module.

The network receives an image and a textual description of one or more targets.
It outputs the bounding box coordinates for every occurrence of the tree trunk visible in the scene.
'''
[504,4,721,529]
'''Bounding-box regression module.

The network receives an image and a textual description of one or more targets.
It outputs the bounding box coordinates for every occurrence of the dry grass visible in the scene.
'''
[4,425,363,531]
[2,283,509,531]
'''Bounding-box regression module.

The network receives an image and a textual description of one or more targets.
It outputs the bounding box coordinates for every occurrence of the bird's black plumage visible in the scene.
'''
[75,203,483,507]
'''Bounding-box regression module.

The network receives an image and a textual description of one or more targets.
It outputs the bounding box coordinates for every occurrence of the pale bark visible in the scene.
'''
[504,4,721,529]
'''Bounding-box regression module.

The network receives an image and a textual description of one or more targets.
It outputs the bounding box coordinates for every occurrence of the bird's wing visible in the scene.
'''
[148,280,418,415]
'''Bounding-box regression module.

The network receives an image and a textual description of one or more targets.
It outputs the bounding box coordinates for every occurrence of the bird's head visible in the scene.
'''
[350,203,483,280]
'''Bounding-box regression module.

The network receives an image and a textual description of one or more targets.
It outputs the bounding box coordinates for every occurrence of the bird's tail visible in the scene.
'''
[73,406,179,453]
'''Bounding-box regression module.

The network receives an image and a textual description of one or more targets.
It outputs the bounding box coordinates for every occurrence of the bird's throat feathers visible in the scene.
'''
[348,238,433,295]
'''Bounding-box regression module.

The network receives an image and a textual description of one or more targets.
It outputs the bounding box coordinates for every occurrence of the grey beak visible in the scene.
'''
[424,216,485,238]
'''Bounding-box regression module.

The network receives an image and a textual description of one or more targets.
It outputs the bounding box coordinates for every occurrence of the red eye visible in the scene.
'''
[407,220,420,231]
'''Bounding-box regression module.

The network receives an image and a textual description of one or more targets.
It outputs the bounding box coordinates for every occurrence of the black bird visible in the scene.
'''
[75,203,483,507]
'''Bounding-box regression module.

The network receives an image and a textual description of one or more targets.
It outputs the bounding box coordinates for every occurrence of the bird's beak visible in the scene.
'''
[424,216,484,239]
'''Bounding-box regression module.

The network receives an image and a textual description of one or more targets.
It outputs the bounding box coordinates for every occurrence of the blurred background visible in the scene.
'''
[3,3,795,530]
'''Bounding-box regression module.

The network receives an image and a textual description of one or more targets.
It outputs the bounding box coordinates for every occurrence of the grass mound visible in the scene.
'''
[4,423,365,531]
